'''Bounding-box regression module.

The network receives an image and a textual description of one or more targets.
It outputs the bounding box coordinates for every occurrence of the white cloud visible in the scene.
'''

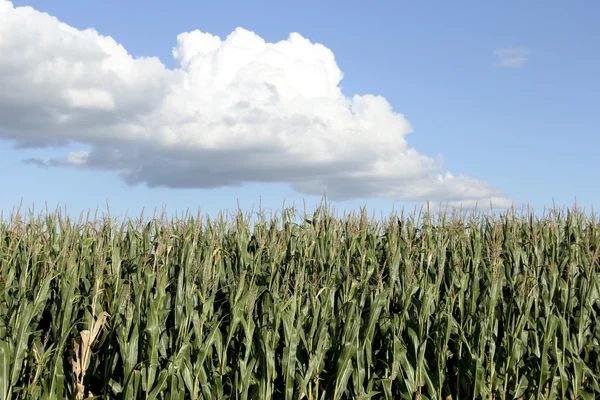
[0,1,513,208]
[493,47,529,68]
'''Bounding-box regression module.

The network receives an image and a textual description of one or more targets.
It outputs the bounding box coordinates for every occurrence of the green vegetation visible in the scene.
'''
[0,203,599,399]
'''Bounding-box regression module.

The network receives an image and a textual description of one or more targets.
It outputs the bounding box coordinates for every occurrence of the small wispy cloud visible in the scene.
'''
[493,47,530,68]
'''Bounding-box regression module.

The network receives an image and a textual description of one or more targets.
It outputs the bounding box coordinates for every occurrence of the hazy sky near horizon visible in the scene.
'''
[1,0,598,220]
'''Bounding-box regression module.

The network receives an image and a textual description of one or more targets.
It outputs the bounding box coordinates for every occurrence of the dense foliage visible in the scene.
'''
[1,204,599,399]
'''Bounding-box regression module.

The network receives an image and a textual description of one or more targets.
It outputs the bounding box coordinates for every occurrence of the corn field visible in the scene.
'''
[0,203,599,399]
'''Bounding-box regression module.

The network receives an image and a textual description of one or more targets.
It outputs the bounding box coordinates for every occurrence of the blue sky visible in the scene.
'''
[1,0,599,222]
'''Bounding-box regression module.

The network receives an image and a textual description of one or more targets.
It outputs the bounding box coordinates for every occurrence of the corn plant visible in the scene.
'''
[0,203,599,399]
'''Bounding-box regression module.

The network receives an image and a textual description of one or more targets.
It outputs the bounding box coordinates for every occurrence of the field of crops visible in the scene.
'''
[0,204,599,399]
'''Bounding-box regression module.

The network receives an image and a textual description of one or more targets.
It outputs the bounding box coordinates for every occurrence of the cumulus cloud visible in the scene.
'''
[0,1,512,208]
[493,47,529,68]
